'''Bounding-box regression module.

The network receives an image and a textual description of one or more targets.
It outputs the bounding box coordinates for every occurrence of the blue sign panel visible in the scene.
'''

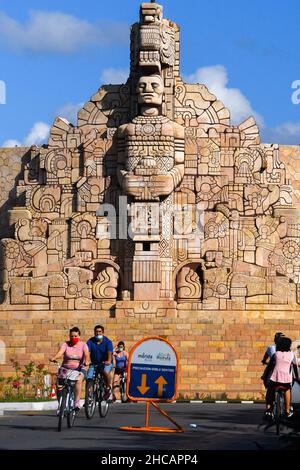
[129,364,176,400]
[127,337,178,401]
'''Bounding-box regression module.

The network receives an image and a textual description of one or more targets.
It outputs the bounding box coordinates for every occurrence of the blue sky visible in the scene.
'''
[0,0,299,146]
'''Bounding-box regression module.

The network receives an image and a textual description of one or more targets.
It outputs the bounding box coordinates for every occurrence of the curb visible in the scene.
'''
[0,402,58,411]
[0,400,83,412]
[0,399,264,412]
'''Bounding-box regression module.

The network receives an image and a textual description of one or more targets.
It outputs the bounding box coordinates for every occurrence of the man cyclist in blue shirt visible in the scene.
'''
[87,325,114,401]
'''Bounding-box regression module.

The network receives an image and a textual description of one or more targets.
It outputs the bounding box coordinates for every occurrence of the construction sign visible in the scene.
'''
[127,336,179,402]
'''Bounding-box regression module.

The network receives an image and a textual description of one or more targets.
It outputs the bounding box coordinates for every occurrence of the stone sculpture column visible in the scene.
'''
[117,74,185,300]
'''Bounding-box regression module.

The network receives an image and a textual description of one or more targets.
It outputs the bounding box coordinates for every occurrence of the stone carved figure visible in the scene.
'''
[117,75,184,201]
[1,1,300,313]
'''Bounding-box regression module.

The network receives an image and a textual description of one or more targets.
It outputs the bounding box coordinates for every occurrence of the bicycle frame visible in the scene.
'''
[273,386,286,436]
[84,366,109,419]
[54,361,82,432]
[57,377,77,431]
[119,370,128,403]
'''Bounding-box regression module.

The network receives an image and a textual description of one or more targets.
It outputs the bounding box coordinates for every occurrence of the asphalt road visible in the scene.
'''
[0,403,299,451]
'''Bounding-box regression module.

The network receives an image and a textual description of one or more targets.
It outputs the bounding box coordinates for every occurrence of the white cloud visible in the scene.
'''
[185,65,264,126]
[56,102,84,124]
[262,122,300,145]
[2,139,21,148]
[23,122,50,146]
[2,122,50,147]
[0,11,128,54]
[100,68,129,84]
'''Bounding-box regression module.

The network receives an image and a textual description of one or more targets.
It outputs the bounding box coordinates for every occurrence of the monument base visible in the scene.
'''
[0,306,299,399]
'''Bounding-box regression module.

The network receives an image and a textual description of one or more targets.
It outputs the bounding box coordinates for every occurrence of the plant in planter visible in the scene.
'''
[0,360,51,401]
[22,361,35,399]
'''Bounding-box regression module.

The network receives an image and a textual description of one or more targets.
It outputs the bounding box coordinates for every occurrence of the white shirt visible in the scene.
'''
[266,344,276,358]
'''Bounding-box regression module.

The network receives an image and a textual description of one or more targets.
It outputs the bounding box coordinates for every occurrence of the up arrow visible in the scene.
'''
[155,375,167,396]
[137,374,150,395]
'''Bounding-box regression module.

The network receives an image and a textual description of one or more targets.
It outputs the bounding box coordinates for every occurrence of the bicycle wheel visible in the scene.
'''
[275,391,284,436]
[58,388,67,432]
[120,380,128,403]
[67,386,76,428]
[98,386,109,418]
[85,380,96,419]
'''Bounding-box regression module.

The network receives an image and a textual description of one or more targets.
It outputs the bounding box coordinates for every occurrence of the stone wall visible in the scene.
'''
[280,145,300,212]
[1,307,299,399]
[0,147,30,240]
[1,0,300,399]
[0,144,300,398]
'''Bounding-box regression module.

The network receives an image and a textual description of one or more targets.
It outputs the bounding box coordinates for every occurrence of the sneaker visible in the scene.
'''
[264,411,273,421]
[285,410,293,419]
[74,400,81,410]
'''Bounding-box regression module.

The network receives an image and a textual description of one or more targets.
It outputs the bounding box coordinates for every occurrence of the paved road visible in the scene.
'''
[0,403,299,451]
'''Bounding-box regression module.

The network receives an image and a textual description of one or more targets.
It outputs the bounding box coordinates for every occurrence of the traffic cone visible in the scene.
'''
[36,386,41,399]
[50,386,57,400]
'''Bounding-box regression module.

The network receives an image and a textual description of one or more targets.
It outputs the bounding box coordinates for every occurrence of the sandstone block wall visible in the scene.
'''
[1,1,300,399]
[1,308,299,399]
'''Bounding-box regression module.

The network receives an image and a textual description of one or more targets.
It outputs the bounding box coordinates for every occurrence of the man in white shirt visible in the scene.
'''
[261,332,284,365]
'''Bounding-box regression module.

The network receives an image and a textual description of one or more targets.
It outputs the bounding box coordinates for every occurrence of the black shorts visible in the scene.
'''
[269,380,292,390]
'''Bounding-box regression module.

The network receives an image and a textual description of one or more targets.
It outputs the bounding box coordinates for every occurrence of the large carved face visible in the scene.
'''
[137,75,164,106]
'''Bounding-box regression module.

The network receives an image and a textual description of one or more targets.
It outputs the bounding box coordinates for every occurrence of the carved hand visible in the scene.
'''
[121,173,145,198]
[149,174,174,198]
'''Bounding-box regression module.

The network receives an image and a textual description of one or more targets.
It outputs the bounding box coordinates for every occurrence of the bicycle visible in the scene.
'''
[273,385,289,435]
[118,369,128,403]
[51,361,79,432]
[84,366,109,420]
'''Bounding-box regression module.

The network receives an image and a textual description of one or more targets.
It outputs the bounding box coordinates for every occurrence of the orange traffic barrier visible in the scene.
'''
[120,336,184,433]
[121,401,184,433]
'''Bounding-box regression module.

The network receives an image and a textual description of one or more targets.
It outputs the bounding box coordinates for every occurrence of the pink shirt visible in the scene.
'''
[60,341,89,370]
[270,351,297,384]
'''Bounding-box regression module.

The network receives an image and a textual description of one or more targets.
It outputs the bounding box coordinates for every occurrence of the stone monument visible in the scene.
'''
[0,2,300,398]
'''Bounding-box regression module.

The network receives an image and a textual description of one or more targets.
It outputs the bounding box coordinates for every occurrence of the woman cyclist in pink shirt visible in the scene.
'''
[264,336,300,419]
[50,327,90,410]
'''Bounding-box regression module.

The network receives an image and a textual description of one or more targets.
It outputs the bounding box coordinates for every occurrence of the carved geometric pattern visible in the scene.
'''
[0,2,300,311]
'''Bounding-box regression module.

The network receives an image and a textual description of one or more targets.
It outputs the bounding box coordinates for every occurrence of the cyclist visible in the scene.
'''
[50,326,90,410]
[263,336,300,420]
[296,344,300,366]
[86,325,114,401]
[261,332,285,418]
[261,332,284,365]
[112,341,129,400]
